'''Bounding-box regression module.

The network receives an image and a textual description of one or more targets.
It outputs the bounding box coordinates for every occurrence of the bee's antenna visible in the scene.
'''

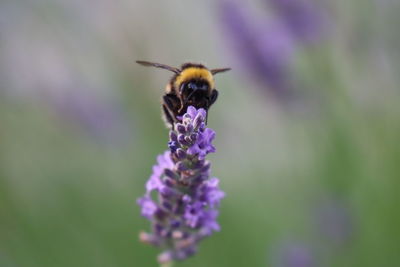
[136,60,181,74]
[210,68,231,75]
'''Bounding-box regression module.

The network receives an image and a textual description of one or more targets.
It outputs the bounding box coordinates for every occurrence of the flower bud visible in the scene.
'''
[175,123,186,134]
[176,148,187,160]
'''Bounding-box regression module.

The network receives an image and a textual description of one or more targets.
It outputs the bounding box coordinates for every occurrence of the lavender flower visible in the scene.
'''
[267,0,328,43]
[52,86,130,146]
[137,106,225,264]
[218,0,330,100]
[218,0,294,98]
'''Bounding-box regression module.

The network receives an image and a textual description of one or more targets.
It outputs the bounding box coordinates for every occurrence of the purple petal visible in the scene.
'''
[137,197,157,219]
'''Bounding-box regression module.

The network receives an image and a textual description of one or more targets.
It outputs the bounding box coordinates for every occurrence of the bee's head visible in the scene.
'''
[180,79,210,94]
[178,78,211,107]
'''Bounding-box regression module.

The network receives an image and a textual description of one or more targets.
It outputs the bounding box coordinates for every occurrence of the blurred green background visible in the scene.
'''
[1,0,399,266]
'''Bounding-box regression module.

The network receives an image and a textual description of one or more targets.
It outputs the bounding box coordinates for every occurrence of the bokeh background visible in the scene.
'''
[1,0,399,266]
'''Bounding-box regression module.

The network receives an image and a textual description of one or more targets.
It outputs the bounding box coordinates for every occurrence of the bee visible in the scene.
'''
[136,60,230,127]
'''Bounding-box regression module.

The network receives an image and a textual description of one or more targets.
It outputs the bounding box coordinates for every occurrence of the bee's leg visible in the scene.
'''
[163,94,180,127]
[204,90,219,124]
[162,104,175,128]
[210,89,219,105]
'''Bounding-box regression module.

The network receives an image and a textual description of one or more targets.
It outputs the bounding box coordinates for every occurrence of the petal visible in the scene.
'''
[137,197,157,219]
[186,106,197,119]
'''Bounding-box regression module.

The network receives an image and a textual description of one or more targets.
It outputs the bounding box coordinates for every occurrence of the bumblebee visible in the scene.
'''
[136,60,230,127]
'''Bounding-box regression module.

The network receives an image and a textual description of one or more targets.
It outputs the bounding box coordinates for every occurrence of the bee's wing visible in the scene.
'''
[210,67,231,75]
[136,60,180,74]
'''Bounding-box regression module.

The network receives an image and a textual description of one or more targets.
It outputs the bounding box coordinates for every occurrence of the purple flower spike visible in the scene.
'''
[267,0,328,43]
[137,106,224,264]
[219,0,294,98]
[218,0,330,102]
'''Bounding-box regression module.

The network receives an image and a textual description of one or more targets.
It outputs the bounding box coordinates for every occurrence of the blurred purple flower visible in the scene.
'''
[51,86,130,146]
[315,197,353,245]
[271,242,316,267]
[267,0,328,43]
[0,2,131,147]
[218,0,329,100]
[137,106,224,264]
[219,0,294,98]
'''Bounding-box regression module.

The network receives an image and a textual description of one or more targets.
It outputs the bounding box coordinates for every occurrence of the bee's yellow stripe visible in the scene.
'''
[174,68,215,89]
